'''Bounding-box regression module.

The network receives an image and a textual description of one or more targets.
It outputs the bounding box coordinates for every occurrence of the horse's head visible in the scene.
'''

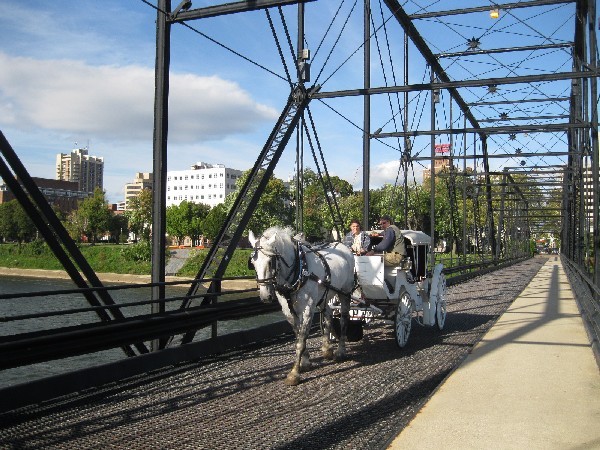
[248,230,278,303]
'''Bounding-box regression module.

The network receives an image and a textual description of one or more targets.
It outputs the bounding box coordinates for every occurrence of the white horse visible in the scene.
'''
[248,226,355,385]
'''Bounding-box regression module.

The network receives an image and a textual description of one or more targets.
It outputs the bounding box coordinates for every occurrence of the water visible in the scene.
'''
[0,275,282,389]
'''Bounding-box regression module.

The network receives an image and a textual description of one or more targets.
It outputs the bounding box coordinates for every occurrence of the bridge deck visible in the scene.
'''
[0,256,597,449]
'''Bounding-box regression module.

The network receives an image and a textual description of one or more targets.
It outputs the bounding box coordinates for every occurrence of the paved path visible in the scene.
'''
[388,256,600,450]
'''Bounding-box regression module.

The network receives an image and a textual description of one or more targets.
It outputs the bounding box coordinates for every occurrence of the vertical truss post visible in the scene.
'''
[498,170,506,258]
[151,0,171,350]
[362,0,371,230]
[295,2,305,233]
[588,0,600,284]
[430,70,436,267]
[462,118,467,266]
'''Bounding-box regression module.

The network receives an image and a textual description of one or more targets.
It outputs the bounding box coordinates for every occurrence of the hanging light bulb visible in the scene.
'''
[490,8,500,19]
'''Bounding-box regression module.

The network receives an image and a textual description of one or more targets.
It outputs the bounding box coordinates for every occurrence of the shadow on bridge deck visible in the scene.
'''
[388,256,600,450]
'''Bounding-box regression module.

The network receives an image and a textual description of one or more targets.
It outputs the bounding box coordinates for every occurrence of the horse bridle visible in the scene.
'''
[250,236,337,310]
[249,240,298,291]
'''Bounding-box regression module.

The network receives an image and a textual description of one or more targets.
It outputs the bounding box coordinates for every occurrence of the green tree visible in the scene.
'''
[202,203,227,242]
[225,170,294,235]
[0,200,36,243]
[75,188,113,243]
[126,188,153,242]
[292,169,354,240]
[108,213,129,243]
[166,201,211,246]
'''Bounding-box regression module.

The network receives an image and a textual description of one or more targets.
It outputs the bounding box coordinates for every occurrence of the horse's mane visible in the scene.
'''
[260,226,295,252]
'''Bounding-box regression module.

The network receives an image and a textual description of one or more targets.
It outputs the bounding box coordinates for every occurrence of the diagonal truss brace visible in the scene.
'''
[175,84,318,345]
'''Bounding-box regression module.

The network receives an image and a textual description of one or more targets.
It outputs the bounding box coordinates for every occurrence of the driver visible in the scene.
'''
[366,215,406,266]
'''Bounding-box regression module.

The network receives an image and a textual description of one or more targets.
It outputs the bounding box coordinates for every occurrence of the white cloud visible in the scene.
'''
[0,52,278,144]
[368,159,424,188]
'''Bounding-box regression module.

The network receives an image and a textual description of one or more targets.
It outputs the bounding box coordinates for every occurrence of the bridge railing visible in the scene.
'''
[0,277,282,373]
[561,256,600,366]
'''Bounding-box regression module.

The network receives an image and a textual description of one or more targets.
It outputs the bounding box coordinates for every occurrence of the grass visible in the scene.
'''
[178,248,254,278]
[0,241,255,277]
[0,242,152,275]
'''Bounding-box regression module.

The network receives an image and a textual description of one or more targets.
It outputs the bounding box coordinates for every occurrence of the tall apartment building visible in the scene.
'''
[166,162,243,208]
[56,148,104,193]
[124,172,153,210]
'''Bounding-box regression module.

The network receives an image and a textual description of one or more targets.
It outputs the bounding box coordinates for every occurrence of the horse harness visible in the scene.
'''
[251,238,347,314]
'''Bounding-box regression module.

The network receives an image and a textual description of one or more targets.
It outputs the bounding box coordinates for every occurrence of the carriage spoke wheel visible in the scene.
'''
[394,288,412,348]
[435,274,447,330]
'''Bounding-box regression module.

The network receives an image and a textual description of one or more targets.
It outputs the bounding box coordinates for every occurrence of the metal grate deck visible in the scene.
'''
[0,258,547,450]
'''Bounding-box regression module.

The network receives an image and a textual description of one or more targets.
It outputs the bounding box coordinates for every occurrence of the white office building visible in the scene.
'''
[166,162,243,208]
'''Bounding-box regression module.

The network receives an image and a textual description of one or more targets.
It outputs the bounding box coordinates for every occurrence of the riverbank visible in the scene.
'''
[0,267,257,290]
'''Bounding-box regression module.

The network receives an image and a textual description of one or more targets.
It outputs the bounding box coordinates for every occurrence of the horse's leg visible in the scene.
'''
[285,302,312,386]
[334,295,350,361]
[321,302,334,360]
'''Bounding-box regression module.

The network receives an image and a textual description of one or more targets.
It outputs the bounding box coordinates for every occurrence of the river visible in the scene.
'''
[0,275,282,389]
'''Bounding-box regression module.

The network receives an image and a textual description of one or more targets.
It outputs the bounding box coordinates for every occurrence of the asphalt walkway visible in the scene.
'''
[388,256,600,450]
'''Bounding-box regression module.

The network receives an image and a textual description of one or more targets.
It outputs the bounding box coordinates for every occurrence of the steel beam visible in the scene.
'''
[469,97,570,106]
[169,0,316,22]
[311,70,597,99]
[409,0,575,20]
[373,122,589,138]
[437,42,574,59]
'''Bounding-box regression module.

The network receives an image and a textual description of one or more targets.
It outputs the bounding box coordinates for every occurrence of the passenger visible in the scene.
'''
[366,215,406,266]
[343,219,370,255]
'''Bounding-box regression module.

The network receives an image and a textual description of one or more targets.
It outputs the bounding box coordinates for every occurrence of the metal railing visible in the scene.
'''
[561,255,600,367]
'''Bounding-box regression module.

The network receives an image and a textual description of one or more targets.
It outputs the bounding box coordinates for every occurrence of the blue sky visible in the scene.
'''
[0,1,579,202]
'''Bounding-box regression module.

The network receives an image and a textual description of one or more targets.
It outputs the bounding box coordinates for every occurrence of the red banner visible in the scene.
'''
[435,143,451,154]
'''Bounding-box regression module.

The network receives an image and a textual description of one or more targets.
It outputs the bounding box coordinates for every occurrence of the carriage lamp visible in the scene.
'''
[490,8,500,19]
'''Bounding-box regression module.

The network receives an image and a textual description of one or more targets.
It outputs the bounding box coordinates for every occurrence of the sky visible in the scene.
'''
[0,1,579,203]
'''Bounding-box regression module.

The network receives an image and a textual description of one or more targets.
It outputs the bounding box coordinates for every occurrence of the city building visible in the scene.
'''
[0,177,89,213]
[166,162,243,208]
[56,148,104,193]
[124,172,153,210]
[422,143,454,179]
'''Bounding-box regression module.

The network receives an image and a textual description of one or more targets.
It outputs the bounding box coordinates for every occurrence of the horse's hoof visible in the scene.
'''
[284,374,300,386]
[300,361,313,372]
[333,351,346,362]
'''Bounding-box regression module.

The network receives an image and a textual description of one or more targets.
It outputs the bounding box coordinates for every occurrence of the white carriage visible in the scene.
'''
[325,230,447,348]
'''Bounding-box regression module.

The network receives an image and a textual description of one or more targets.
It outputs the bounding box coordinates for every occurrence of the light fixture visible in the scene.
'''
[500,112,509,120]
[487,85,498,94]
[509,134,517,140]
[490,8,500,19]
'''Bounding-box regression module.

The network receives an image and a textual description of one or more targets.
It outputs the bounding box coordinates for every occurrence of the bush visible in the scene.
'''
[121,241,152,262]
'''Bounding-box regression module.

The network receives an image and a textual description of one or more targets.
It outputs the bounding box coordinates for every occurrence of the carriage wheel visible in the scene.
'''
[435,273,448,330]
[394,288,412,348]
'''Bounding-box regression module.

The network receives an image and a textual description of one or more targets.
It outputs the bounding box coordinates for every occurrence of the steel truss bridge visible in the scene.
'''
[0,0,598,412]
